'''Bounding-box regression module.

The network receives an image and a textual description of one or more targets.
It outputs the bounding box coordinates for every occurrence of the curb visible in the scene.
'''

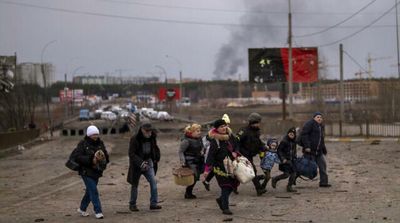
[326,137,400,143]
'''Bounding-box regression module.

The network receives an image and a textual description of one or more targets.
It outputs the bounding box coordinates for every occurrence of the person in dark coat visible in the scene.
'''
[237,112,267,196]
[127,121,161,212]
[299,112,331,187]
[74,125,109,219]
[271,127,298,192]
[204,119,240,215]
[178,123,204,199]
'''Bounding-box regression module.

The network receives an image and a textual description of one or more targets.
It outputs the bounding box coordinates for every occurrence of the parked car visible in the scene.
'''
[79,109,90,121]
[157,111,173,121]
[101,111,117,121]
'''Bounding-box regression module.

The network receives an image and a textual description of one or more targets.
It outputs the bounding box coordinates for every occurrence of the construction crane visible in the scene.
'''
[367,53,392,78]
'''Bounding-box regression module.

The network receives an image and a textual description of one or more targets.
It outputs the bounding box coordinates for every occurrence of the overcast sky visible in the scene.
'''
[0,0,399,81]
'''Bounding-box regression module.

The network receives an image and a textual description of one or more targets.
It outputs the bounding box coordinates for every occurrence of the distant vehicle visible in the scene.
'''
[79,109,90,121]
[89,111,96,120]
[119,111,129,119]
[180,97,191,107]
[101,111,117,121]
[157,111,173,121]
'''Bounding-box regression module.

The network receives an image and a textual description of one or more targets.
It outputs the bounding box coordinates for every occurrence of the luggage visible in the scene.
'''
[295,155,318,180]
[232,156,255,184]
[172,167,194,186]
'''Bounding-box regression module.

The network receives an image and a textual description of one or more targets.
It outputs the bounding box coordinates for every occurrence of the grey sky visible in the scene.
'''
[0,0,398,82]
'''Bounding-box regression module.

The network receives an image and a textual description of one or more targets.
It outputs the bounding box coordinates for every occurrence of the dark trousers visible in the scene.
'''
[274,172,296,186]
[248,157,262,190]
[316,154,328,185]
[220,187,233,210]
[185,182,197,195]
[204,170,214,182]
[261,169,271,188]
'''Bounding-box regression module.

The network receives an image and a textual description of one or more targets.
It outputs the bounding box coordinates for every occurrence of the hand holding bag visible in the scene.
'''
[233,156,255,184]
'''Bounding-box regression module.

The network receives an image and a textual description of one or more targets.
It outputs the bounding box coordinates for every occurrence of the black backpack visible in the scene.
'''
[65,147,80,171]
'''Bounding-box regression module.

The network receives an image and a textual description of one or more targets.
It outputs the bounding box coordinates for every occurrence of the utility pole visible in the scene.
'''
[396,0,400,78]
[288,0,294,120]
[339,44,344,137]
[238,73,242,98]
[64,73,68,120]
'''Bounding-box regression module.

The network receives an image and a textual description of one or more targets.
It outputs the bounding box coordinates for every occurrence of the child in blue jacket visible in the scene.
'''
[260,138,280,189]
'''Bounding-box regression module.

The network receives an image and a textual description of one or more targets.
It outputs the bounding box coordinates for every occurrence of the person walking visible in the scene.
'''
[237,113,267,196]
[74,125,109,219]
[127,121,162,212]
[179,123,204,199]
[299,112,331,187]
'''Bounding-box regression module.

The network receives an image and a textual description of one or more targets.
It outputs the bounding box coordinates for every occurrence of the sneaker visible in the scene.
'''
[129,205,139,212]
[150,205,162,210]
[77,208,89,217]
[184,193,197,199]
[319,184,332,188]
[95,213,104,219]
[271,177,277,189]
[202,181,210,191]
[216,198,223,210]
[222,209,233,215]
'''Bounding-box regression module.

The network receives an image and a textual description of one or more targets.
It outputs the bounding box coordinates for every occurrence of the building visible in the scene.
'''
[17,63,55,87]
[73,75,159,85]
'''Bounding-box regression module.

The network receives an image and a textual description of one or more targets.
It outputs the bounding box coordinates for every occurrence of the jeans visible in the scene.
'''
[80,175,102,214]
[316,154,329,185]
[129,164,158,206]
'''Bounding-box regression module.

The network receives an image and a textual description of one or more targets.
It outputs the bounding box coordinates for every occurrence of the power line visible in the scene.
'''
[98,0,395,16]
[343,50,368,73]
[317,1,399,47]
[294,0,377,38]
[0,0,398,30]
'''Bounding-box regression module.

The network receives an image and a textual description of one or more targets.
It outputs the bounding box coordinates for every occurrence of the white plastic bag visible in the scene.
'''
[233,156,255,184]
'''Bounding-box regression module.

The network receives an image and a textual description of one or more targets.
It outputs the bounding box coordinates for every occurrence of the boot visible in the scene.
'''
[271,177,278,189]
[256,188,267,196]
[286,185,297,192]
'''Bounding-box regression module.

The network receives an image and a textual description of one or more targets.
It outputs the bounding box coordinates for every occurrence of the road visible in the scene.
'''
[0,122,399,222]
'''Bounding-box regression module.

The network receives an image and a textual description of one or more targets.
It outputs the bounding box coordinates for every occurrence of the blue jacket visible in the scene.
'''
[260,151,280,170]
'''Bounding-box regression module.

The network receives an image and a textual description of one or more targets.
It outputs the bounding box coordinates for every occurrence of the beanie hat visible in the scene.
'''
[86,125,100,136]
[267,138,278,147]
[313,112,323,118]
[287,127,297,135]
[213,119,226,129]
[248,112,262,124]
[222,114,231,124]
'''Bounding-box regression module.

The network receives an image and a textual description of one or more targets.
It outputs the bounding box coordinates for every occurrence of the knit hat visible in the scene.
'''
[222,114,231,124]
[248,112,262,124]
[313,112,323,118]
[267,138,278,147]
[141,120,153,131]
[213,119,226,128]
[287,127,297,135]
[86,125,100,136]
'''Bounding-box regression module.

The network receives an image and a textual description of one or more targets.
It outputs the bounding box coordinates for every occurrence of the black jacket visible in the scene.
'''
[74,136,109,179]
[127,128,161,186]
[299,119,327,156]
[237,126,265,159]
[206,134,238,175]
[277,135,297,162]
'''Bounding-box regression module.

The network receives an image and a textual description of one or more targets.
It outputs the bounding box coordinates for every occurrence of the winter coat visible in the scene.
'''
[277,135,297,173]
[74,136,109,179]
[260,151,280,170]
[237,126,265,159]
[127,128,161,186]
[179,135,204,164]
[299,119,327,156]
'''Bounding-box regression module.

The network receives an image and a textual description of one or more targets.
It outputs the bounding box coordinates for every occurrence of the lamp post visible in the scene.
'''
[165,55,183,100]
[41,40,57,138]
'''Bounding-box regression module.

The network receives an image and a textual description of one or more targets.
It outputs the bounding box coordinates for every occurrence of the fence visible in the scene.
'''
[325,122,400,137]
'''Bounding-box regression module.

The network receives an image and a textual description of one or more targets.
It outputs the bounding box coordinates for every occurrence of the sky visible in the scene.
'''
[0,0,399,82]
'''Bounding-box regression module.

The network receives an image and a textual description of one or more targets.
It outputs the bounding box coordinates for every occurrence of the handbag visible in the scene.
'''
[65,158,80,171]
[232,156,255,184]
[295,155,318,179]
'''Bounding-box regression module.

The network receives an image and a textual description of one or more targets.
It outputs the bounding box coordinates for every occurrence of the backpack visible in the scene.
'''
[295,155,317,180]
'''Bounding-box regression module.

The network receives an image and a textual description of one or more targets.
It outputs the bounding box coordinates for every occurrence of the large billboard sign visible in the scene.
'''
[248,48,318,83]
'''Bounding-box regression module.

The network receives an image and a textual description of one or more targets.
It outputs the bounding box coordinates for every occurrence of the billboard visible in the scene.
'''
[248,48,318,83]
[158,87,181,101]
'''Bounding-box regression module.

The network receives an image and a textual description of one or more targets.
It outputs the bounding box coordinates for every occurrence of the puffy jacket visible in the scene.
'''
[299,119,327,156]
[74,136,109,179]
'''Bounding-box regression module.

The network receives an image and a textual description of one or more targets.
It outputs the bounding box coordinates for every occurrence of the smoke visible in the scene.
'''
[213,1,288,79]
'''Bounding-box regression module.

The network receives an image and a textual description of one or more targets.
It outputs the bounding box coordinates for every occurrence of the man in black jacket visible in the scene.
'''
[237,112,267,196]
[300,112,331,187]
[127,121,162,211]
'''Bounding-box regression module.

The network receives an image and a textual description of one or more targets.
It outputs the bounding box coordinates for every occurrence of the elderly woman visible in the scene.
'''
[178,123,204,199]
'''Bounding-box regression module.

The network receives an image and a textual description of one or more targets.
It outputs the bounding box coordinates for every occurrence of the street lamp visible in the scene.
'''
[41,39,57,138]
[165,55,183,99]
